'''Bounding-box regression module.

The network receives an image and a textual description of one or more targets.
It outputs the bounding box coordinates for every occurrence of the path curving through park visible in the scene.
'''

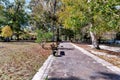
[47,42,120,80]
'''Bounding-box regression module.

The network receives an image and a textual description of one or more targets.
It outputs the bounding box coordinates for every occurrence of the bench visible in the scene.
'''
[50,43,58,56]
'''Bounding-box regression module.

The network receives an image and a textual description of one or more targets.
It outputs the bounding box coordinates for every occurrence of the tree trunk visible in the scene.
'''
[16,33,19,41]
[89,23,100,49]
[4,37,10,42]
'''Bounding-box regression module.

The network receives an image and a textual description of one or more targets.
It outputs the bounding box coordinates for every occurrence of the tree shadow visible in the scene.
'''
[90,72,120,80]
[48,76,85,80]
[58,47,75,50]
[58,45,75,50]
[42,43,75,50]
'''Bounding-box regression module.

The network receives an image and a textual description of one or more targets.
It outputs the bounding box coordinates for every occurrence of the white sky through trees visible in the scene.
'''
[9,0,31,13]
[9,0,31,5]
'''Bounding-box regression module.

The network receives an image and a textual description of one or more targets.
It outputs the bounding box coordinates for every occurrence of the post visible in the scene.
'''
[56,27,60,46]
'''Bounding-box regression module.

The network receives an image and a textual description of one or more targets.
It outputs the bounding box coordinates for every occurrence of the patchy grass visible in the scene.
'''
[0,42,51,80]
[76,43,120,68]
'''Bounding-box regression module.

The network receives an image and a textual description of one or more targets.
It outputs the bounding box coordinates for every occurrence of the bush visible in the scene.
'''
[36,29,53,43]
[1,25,13,41]
[1,25,13,38]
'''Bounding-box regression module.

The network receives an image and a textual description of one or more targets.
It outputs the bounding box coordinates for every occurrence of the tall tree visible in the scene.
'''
[30,0,61,42]
[0,0,29,40]
[0,0,7,26]
[59,0,120,49]
[88,0,120,49]
[59,0,89,41]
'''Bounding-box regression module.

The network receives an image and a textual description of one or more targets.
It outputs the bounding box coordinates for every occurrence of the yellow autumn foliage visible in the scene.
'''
[58,0,88,29]
[1,25,13,38]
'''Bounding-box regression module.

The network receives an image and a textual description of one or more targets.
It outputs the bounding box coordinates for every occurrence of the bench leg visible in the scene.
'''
[53,51,56,56]
[52,50,58,56]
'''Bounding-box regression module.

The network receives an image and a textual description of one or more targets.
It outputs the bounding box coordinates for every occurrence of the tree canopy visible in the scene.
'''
[0,0,30,39]
[58,0,120,49]
[59,0,120,32]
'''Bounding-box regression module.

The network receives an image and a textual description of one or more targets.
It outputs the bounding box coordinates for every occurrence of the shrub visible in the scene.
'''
[36,29,53,43]
[1,25,13,38]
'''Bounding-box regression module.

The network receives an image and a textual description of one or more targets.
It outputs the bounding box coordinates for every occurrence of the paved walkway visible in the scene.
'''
[47,43,120,80]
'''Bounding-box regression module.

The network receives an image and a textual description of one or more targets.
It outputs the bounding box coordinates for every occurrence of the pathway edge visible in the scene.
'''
[32,55,54,80]
[71,43,120,75]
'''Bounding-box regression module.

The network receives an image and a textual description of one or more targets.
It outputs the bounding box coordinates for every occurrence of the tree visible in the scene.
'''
[30,0,61,42]
[61,28,74,41]
[36,29,53,43]
[59,0,120,49]
[59,0,89,41]
[88,0,120,49]
[0,1,7,26]
[36,29,53,48]
[0,0,29,40]
[1,25,13,41]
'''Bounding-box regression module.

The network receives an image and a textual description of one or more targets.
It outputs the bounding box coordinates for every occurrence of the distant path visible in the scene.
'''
[47,42,120,80]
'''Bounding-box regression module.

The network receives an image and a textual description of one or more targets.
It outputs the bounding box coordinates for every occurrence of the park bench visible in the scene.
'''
[50,42,66,56]
[50,43,59,56]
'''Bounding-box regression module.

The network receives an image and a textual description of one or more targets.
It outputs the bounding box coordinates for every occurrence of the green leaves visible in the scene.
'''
[59,0,120,37]
[0,0,29,33]
[59,0,89,30]
[1,25,13,38]
[36,29,53,43]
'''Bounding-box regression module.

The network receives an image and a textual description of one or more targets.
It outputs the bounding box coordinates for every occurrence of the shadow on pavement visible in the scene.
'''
[58,47,75,50]
[48,76,84,80]
[60,51,65,55]
[55,51,65,57]
[90,72,120,80]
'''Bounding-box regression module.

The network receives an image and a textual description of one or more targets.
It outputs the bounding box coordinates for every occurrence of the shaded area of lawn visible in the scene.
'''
[0,42,51,80]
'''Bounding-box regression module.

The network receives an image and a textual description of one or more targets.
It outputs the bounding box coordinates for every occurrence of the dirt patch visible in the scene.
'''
[75,43,120,68]
[0,42,52,80]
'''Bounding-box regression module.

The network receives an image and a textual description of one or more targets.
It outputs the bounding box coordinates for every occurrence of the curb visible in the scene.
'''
[71,43,120,75]
[32,55,54,80]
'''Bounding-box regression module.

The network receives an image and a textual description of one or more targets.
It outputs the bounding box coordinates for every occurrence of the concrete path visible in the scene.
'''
[47,42,120,80]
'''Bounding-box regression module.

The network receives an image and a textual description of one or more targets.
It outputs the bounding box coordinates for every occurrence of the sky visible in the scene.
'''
[115,6,120,10]
[9,0,31,13]
[10,0,31,5]
[26,0,31,3]
[25,0,31,6]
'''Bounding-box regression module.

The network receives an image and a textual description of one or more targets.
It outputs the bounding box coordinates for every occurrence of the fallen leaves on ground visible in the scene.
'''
[0,42,51,80]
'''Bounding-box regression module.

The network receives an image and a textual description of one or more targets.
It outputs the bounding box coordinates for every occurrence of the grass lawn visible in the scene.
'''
[0,42,51,80]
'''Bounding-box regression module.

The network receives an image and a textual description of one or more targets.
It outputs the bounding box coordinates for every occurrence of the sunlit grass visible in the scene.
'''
[0,42,51,80]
